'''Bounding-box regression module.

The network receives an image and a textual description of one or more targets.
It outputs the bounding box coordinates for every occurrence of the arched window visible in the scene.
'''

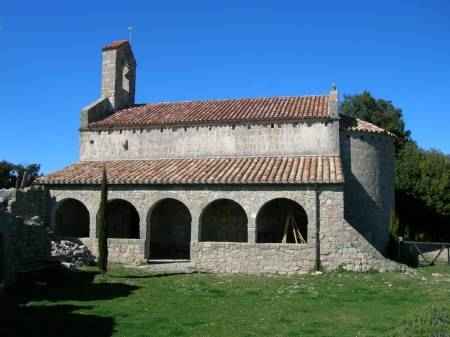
[200,199,248,242]
[122,63,130,95]
[104,199,140,238]
[148,198,191,259]
[256,198,308,243]
[55,198,90,237]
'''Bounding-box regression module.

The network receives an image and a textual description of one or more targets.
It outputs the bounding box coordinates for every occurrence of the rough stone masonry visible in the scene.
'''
[36,40,402,273]
[0,200,50,288]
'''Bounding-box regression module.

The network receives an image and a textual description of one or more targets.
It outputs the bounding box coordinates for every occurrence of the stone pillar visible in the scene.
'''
[314,188,321,271]
[307,194,318,244]
[137,209,148,259]
[137,209,148,241]
[190,206,201,242]
[247,214,257,243]
[89,208,97,239]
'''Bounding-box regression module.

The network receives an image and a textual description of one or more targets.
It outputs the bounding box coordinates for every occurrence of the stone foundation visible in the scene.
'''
[191,242,316,274]
[80,238,146,265]
[61,237,403,273]
[191,240,402,274]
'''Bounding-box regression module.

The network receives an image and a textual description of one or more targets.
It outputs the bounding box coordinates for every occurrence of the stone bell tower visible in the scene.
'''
[101,40,136,110]
[80,40,137,128]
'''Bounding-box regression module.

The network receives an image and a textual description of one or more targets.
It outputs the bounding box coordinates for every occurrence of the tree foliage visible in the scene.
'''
[0,160,41,188]
[341,91,450,241]
[340,91,411,142]
[97,167,109,273]
[396,142,450,240]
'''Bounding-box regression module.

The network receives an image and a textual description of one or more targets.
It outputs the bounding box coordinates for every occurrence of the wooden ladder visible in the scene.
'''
[281,214,306,244]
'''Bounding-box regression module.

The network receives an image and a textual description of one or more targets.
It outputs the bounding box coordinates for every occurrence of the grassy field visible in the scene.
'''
[2,264,450,337]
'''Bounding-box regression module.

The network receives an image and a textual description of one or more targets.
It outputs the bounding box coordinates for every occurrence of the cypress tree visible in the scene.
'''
[97,166,108,273]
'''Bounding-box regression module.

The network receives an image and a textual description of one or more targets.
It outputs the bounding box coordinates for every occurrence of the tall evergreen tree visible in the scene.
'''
[97,166,109,273]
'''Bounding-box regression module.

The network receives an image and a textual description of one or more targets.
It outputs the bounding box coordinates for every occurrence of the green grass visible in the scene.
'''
[2,264,450,337]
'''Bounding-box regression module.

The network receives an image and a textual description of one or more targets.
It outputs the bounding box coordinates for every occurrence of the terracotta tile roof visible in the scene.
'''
[102,40,129,51]
[340,114,394,136]
[87,95,331,129]
[37,156,344,185]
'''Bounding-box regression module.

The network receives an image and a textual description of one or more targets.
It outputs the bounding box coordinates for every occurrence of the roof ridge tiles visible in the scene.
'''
[87,95,332,130]
[138,94,329,106]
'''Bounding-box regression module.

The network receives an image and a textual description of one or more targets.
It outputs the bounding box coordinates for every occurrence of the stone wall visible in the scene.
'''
[15,219,50,268]
[0,213,50,287]
[79,238,145,265]
[191,241,401,274]
[191,242,315,274]
[80,120,340,161]
[0,187,49,223]
[0,188,51,288]
[340,131,395,253]
[0,214,18,286]
[12,188,49,223]
[191,187,401,273]
[47,184,401,273]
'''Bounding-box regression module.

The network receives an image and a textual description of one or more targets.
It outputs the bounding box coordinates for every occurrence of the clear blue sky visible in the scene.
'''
[2,0,449,173]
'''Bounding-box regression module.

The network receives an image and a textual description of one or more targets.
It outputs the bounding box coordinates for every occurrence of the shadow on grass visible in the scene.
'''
[114,271,197,279]
[0,267,139,337]
[1,303,114,337]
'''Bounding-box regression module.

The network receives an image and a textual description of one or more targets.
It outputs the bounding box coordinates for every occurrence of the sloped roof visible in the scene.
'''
[87,95,331,129]
[102,40,129,51]
[340,114,394,136]
[37,156,344,185]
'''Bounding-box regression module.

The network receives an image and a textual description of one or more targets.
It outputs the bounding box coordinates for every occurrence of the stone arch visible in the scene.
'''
[200,199,248,242]
[104,199,140,238]
[55,198,90,237]
[147,198,192,259]
[256,198,308,243]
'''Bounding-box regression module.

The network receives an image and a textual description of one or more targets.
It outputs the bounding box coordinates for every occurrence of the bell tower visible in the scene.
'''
[80,40,137,128]
[101,40,136,110]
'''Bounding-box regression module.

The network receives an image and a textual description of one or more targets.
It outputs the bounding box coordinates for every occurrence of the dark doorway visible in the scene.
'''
[55,199,90,237]
[148,199,191,259]
[200,199,248,242]
[105,199,140,238]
